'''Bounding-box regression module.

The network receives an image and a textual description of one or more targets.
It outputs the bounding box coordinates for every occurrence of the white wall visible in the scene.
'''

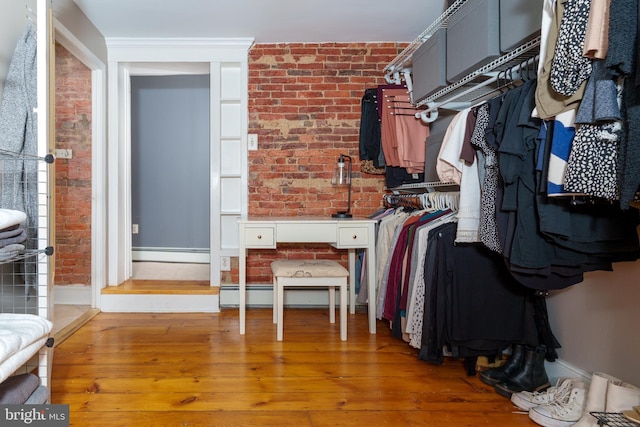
[547,251,640,386]
[51,0,107,64]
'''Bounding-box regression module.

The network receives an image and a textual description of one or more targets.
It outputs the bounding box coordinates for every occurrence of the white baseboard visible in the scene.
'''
[100,294,219,313]
[54,285,92,305]
[545,358,592,385]
[132,249,209,263]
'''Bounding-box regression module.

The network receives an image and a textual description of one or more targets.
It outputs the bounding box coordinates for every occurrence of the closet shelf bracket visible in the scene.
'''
[416,36,541,118]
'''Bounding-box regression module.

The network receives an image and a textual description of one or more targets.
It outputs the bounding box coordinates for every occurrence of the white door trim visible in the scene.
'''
[105,38,253,302]
[53,19,107,309]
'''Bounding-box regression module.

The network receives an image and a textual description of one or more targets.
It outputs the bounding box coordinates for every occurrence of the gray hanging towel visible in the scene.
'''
[0,23,39,291]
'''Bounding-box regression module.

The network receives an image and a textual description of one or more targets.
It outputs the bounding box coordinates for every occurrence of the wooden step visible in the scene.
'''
[101,279,219,295]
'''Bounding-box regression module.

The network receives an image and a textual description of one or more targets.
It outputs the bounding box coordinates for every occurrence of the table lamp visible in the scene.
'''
[331,154,352,218]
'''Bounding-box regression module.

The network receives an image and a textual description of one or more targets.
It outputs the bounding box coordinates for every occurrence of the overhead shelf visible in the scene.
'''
[383,0,468,82]
[417,36,540,114]
[384,0,541,117]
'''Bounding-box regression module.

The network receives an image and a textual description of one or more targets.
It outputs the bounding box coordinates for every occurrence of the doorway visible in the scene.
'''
[130,72,211,282]
[51,24,106,340]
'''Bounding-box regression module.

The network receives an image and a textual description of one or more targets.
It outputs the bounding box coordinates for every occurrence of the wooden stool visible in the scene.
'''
[271,259,348,341]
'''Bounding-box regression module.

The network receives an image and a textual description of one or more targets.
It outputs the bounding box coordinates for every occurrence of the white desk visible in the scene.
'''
[237,216,377,335]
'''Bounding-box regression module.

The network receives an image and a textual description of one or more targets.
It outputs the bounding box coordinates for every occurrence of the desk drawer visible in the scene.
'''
[244,227,275,248]
[277,223,336,243]
[338,227,369,247]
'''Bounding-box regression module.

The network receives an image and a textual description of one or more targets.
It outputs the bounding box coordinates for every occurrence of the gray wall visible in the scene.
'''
[547,247,640,386]
[130,75,210,250]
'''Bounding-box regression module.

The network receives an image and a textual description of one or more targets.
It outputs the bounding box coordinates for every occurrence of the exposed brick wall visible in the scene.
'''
[241,42,406,284]
[54,43,92,286]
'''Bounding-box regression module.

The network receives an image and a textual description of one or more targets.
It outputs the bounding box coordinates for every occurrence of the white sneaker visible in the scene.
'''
[529,385,587,427]
[511,377,582,411]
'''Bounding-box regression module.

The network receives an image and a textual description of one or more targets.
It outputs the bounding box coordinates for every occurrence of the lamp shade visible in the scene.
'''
[331,154,352,218]
[332,156,351,186]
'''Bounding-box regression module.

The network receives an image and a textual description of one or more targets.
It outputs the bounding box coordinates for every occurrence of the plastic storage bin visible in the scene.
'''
[412,28,447,103]
[446,0,500,82]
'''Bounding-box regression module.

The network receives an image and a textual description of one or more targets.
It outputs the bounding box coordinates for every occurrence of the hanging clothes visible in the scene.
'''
[0,23,38,291]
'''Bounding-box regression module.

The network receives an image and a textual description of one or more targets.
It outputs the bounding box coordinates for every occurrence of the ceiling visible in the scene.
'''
[73,0,446,43]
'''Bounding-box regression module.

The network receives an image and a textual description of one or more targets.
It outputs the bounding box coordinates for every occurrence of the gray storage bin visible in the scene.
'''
[412,28,447,103]
[446,0,500,82]
[500,0,542,52]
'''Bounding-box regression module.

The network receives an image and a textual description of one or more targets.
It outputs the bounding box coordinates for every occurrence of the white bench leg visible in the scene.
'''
[340,282,347,341]
[328,285,335,324]
[273,276,278,324]
[277,281,285,341]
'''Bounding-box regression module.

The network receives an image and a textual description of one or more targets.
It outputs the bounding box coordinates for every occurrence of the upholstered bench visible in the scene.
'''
[270,259,349,341]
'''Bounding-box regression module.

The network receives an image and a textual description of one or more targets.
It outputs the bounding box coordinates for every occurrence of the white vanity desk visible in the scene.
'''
[237,216,377,335]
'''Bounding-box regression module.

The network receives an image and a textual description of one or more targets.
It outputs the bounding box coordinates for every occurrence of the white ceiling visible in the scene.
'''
[73,0,446,43]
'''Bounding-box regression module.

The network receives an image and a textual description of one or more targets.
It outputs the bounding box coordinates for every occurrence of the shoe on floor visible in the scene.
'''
[511,377,584,411]
[529,383,587,427]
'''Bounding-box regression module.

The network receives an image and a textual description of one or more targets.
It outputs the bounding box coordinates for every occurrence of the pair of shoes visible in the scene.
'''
[528,381,587,427]
[494,345,550,398]
[573,372,640,426]
[479,344,525,386]
[511,377,584,411]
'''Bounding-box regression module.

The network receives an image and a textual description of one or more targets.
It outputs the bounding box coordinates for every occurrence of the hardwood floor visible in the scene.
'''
[51,308,538,427]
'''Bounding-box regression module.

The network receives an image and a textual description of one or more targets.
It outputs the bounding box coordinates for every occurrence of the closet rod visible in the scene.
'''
[388,180,459,193]
[418,54,539,120]
[415,37,541,120]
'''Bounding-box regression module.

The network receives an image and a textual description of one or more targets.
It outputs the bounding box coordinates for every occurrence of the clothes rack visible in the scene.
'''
[383,191,459,211]
[415,41,541,122]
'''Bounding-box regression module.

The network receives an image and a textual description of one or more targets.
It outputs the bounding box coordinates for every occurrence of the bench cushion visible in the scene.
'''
[271,260,348,278]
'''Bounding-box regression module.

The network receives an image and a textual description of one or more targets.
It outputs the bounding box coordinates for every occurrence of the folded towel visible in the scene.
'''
[24,385,49,404]
[0,373,39,404]
[0,209,27,230]
[0,243,24,261]
[0,228,26,248]
[0,224,23,239]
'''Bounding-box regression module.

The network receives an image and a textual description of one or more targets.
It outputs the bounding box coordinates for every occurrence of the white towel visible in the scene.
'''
[0,209,27,231]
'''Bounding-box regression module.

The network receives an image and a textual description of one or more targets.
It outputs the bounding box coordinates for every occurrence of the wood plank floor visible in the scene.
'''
[51,308,538,427]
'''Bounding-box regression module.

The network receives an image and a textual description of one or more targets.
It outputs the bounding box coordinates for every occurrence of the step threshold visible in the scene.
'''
[101,279,218,295]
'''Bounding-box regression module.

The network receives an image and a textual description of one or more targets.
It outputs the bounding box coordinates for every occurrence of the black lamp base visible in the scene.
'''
[332,212,352,218]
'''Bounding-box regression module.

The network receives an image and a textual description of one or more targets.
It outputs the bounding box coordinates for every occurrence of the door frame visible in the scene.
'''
[105,38,253,298]
[53,19,107,309]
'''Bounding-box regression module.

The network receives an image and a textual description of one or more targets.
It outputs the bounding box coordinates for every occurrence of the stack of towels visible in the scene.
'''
[0,209,27,262]
[0,372,47,404]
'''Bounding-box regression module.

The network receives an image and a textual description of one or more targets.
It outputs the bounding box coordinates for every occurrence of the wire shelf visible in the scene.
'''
[590,412,640,427]
[0,151,53,316]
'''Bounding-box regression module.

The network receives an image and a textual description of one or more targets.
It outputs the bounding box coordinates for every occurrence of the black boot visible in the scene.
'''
[494,345,550,398]
[479,344,525,386]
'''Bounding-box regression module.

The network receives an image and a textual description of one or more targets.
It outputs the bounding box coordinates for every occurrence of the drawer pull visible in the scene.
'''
[257,235,262,239]
[352,235,357,239]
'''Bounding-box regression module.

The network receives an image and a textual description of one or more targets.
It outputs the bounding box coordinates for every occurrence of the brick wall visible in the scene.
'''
[241,42,405,284]
[54,43,92,286]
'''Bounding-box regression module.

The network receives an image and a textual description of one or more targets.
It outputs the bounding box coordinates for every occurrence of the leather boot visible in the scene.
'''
[494,345,550,398]
[573,372,622,427]
[479,344,525,386]
[605,380,640,413]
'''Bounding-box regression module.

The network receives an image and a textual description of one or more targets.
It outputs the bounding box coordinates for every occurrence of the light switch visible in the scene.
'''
[248,134,258,151]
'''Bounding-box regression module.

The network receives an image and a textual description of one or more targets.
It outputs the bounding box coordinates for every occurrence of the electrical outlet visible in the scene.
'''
[220,256,231,271]
[248,134,258,151]
[132,224,139,234]
[54,148,73,159]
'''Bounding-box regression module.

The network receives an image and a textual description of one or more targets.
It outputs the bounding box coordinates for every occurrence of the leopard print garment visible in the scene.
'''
[550,0,593,96]
[470,103,502,253]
